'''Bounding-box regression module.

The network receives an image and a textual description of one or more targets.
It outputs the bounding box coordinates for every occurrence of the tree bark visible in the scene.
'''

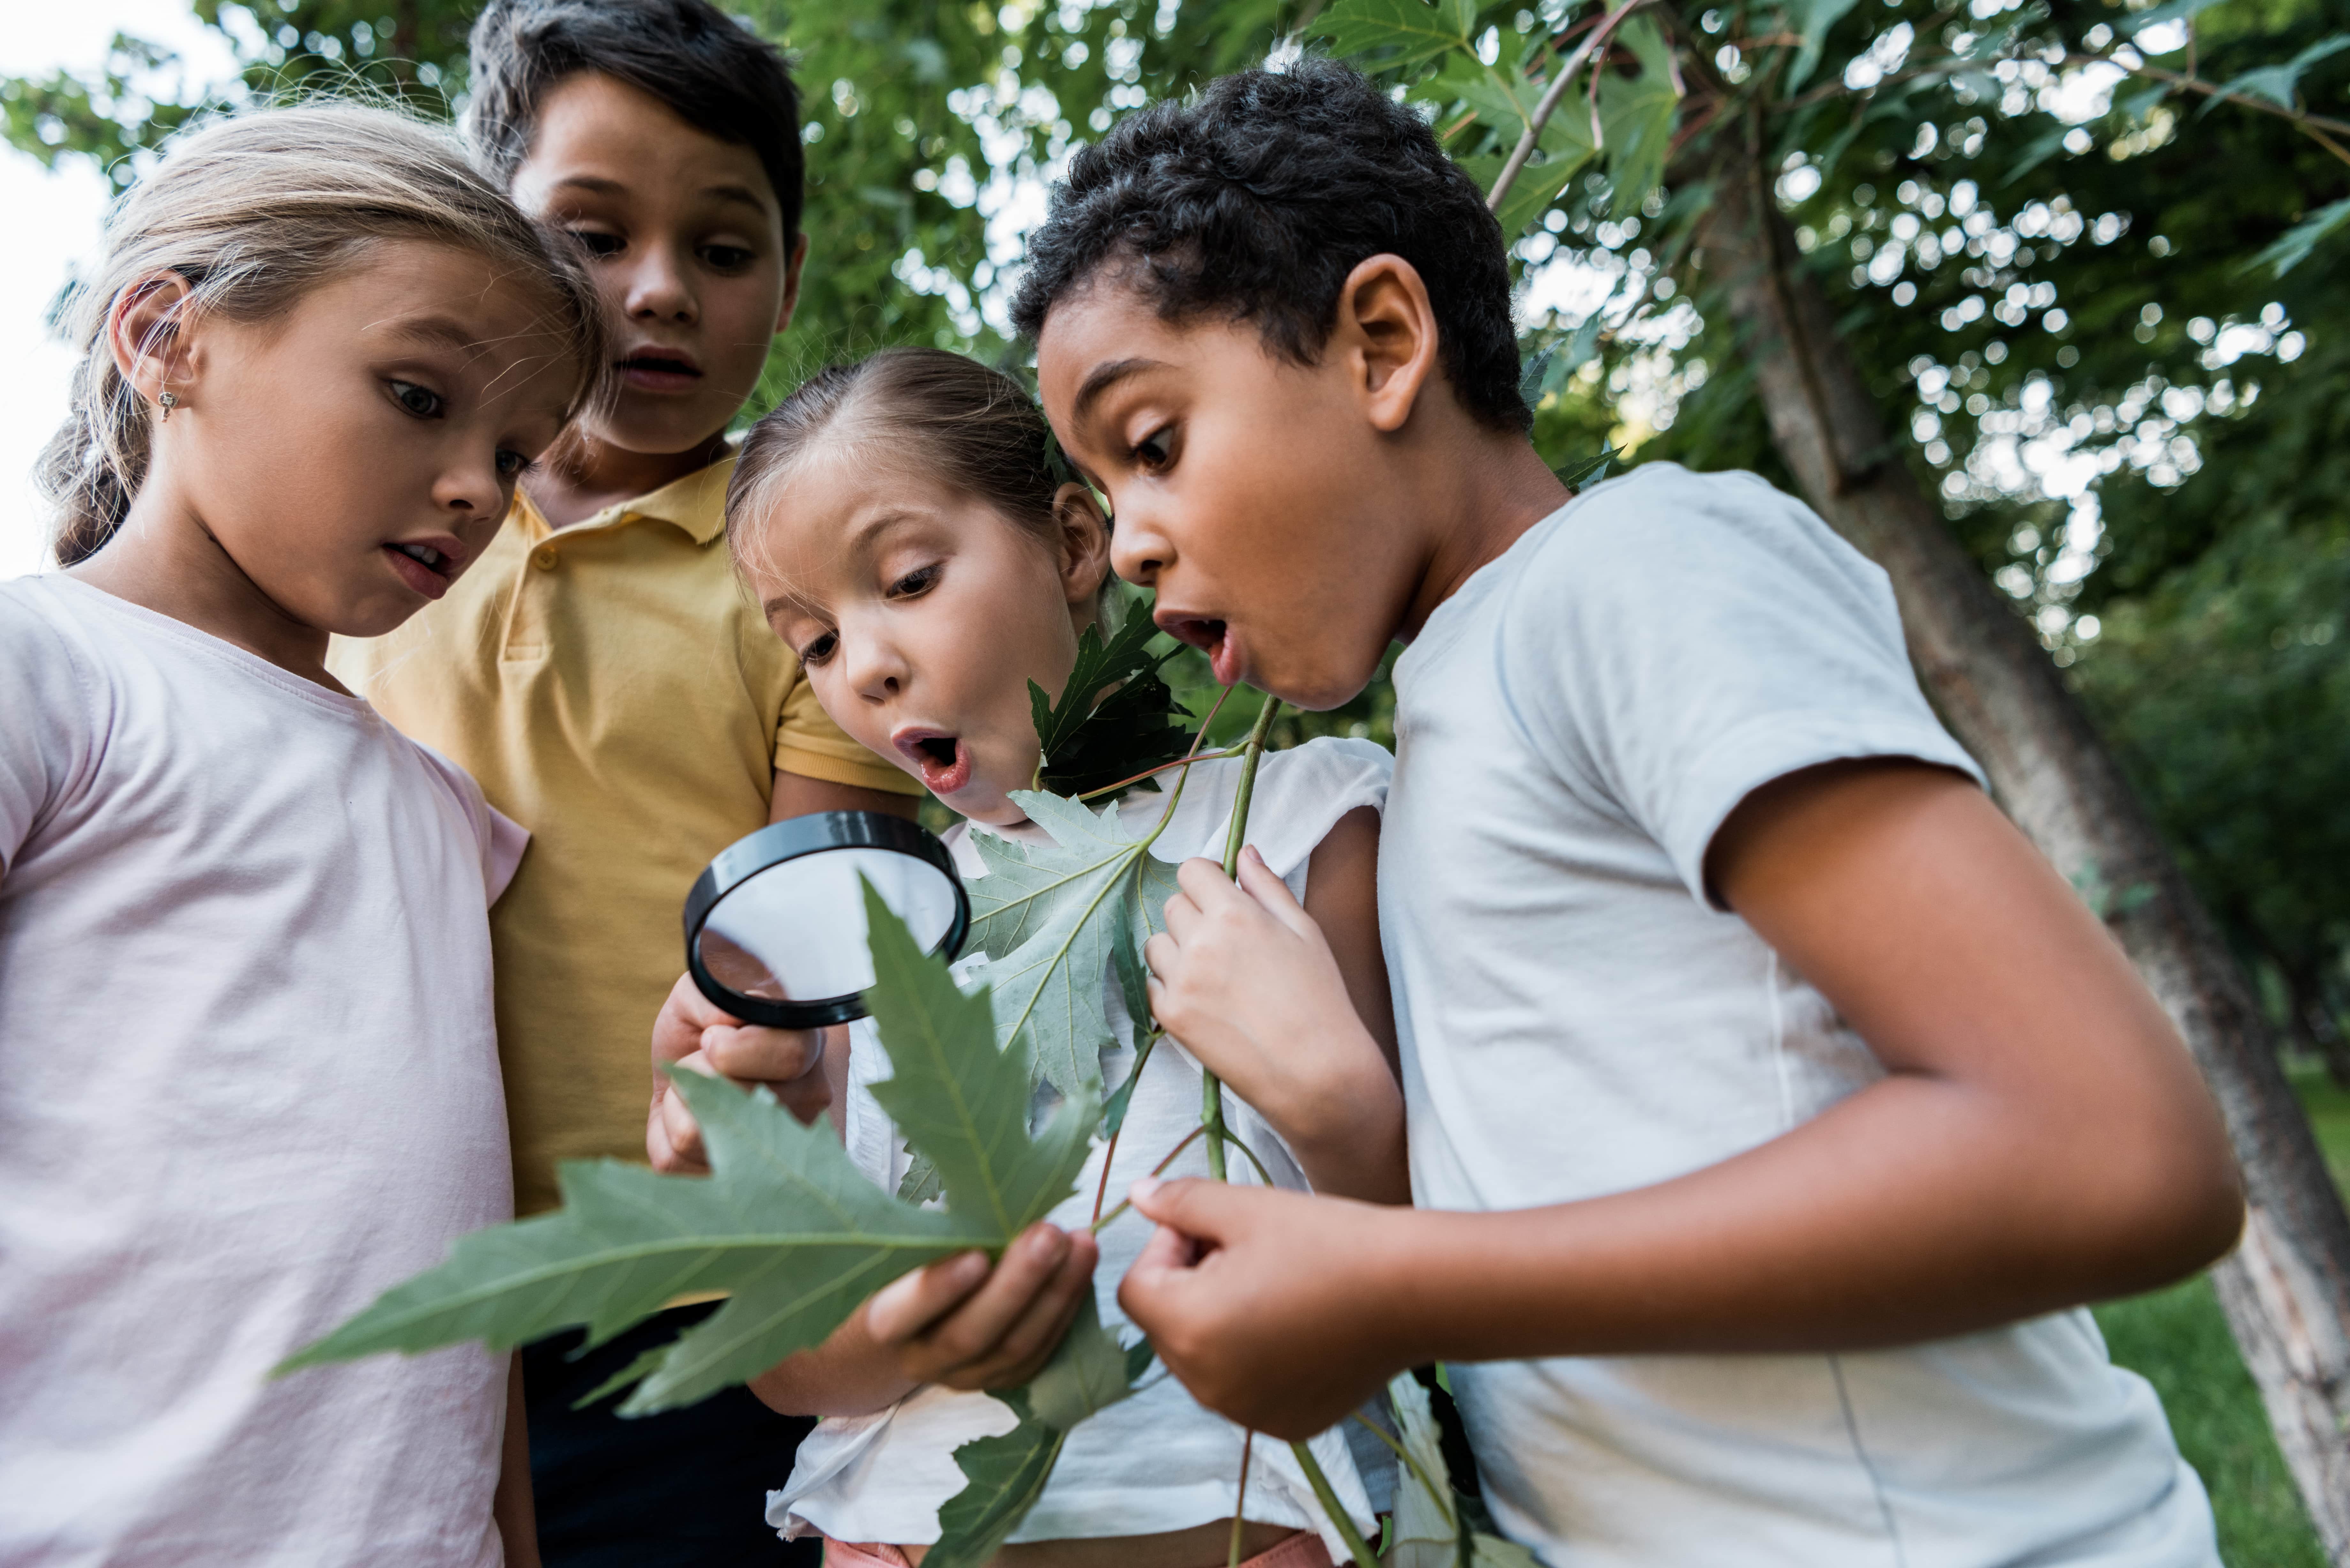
[1694,122,2350,1559]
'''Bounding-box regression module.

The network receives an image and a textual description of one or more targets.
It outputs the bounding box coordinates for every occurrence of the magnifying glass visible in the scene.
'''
[684,811,970,1029]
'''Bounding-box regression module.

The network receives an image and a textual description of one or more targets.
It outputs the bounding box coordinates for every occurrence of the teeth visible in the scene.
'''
[397,543,443,568]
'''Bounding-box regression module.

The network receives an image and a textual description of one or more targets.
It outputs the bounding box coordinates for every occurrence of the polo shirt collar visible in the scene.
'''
[516,453,737,546]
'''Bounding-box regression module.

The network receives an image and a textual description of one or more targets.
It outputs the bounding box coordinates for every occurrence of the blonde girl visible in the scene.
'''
[0,103,601,1566]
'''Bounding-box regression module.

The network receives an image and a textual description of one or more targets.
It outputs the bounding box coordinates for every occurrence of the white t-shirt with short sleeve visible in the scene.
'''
[1379,464,2217,1567]
[0,575,525,1567]
[774,737,1396,1560]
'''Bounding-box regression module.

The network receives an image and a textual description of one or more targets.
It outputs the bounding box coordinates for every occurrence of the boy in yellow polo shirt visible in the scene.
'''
[329,3,916,1562]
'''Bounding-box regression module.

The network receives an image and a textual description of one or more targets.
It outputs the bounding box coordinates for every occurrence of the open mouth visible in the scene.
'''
[895,730,974,795]
[383,539,460,599]
[1156,613,1239,683]
[618,351,702,392]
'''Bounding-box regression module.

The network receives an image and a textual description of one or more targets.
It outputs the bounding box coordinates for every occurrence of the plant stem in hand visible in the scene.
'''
[1203,690,1283,1181]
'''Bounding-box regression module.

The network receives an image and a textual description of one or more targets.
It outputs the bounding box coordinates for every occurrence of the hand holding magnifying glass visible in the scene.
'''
[649,810,971,1175]
[648,974,835,1173]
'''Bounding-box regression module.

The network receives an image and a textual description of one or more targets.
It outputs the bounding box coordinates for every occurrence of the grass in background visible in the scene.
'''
[2087,1059,2350,1566]
[2096,1281,2325,1566]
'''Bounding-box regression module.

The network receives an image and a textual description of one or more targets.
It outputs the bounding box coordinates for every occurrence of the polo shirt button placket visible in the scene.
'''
[534,547,558,570]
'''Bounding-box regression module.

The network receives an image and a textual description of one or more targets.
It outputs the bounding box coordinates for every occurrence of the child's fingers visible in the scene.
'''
[937,1229,1101,1391]
[878,1223,1085,1382]
[1234,846,1320,940]
[1128,1175,1245,1247]
[1172,856,1248,913]
[648,1049,719,1172]
[652,971,736,1068]
[866,1250,991,1345]
[701,1022,831,1125]
[701,1022,824,1086]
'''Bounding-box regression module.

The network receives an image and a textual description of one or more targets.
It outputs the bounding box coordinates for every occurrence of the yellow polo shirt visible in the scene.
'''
[329,457,918,1214]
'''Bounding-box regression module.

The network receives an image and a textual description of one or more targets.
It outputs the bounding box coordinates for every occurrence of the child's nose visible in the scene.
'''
[625,248,696,322]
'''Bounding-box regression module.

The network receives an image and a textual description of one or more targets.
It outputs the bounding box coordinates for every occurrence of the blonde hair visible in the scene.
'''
[41,100,609,567]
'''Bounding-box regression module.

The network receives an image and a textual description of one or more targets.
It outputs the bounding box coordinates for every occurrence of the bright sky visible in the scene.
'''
[0,3,238,578]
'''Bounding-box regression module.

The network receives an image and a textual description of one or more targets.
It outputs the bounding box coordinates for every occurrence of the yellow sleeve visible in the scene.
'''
[775,668,925,794]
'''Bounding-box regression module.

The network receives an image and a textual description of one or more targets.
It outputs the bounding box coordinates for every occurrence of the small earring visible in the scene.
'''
[158,392,178,422]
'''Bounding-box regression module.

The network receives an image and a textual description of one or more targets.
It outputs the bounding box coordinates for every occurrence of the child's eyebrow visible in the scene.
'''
[548,172,772,220]
[699,182,774,216]
[1069,357,1164,426]
[378,314,488,355]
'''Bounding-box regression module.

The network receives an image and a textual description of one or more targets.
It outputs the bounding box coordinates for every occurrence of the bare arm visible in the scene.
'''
[493,1353,541,1568]
[1120,761,2244,1437]
[770,770,921,824]
[1142,809,1410,1204]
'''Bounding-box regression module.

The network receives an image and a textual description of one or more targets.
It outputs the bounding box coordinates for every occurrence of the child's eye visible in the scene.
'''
[1132,426,1175,470]
[701,244,755,270]
[390,381,445,419]
[570,230,625,259]
[800,630,839,665]
[887,564,940,599]
[496,449,535,479]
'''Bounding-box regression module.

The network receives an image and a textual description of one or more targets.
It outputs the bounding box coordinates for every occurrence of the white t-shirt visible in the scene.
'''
[775,738,1396,1559]
[0,576,526,1567]
[1380,465,2217,1568]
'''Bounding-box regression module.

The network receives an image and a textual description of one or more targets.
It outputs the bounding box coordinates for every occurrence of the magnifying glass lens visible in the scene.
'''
[695,847,962,1004]
[686,812,970,1029]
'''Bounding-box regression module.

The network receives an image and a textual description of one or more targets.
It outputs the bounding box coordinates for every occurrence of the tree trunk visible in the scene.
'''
[1693,124,2350,1559]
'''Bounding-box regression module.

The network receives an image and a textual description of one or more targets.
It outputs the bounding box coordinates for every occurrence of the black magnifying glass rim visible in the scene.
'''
[683,809,970,1029]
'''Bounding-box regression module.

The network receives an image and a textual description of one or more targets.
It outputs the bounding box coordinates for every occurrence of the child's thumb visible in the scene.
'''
[1127,1175,1239,1242]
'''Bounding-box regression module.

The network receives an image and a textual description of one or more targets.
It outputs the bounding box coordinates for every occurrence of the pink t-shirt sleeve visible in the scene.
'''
[408,742,530,907]
[0,594,96,876]
[481,804,528,905]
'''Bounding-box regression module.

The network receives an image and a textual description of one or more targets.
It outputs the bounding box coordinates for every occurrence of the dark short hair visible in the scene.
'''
[466,0,804,241]
[1010,58,1528,433]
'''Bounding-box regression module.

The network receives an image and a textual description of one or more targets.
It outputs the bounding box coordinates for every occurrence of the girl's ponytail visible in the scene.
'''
[39,101,608,567]
[41,325,155,566]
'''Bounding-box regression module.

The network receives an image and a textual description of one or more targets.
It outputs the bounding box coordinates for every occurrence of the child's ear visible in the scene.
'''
[108,272,200,422]
[775,231,810,337]
[1331,254,1441,436]
[1052,481,1114,614]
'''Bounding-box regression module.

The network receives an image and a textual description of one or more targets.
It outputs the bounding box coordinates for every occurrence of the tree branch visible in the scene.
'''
[1488,0,1651,213]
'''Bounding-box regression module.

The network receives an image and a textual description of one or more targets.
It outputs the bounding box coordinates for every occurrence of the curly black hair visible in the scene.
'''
[1010,58,1528,433]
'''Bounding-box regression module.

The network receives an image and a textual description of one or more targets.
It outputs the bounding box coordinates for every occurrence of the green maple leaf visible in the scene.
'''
[1312,0,1482,74]
[960,788,1183,1101]
[280,883,1096,1415]
[1030,609,1195,798]
[927,1296,1158,1568]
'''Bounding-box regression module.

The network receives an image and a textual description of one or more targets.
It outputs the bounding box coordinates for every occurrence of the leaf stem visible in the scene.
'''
[1349,1411,1456,1534]
[1229,1428,1256,1567]
[1077,743,1247,801]
[1091,1030,1163,1224]
[1289,1440,1381,1568]
[1089,1122,1211,1234]
[1204,690,1283,1181]
[1487,0,1649,213]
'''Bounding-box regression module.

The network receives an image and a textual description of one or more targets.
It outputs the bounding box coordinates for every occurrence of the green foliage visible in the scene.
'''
[962,789,1183,1100]
[1030,609,1195,797]
[286,886,1098,1418]
[864,880,1102,1239]
[927,1298,1156,1568]
[2097,1278,2326,1566]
